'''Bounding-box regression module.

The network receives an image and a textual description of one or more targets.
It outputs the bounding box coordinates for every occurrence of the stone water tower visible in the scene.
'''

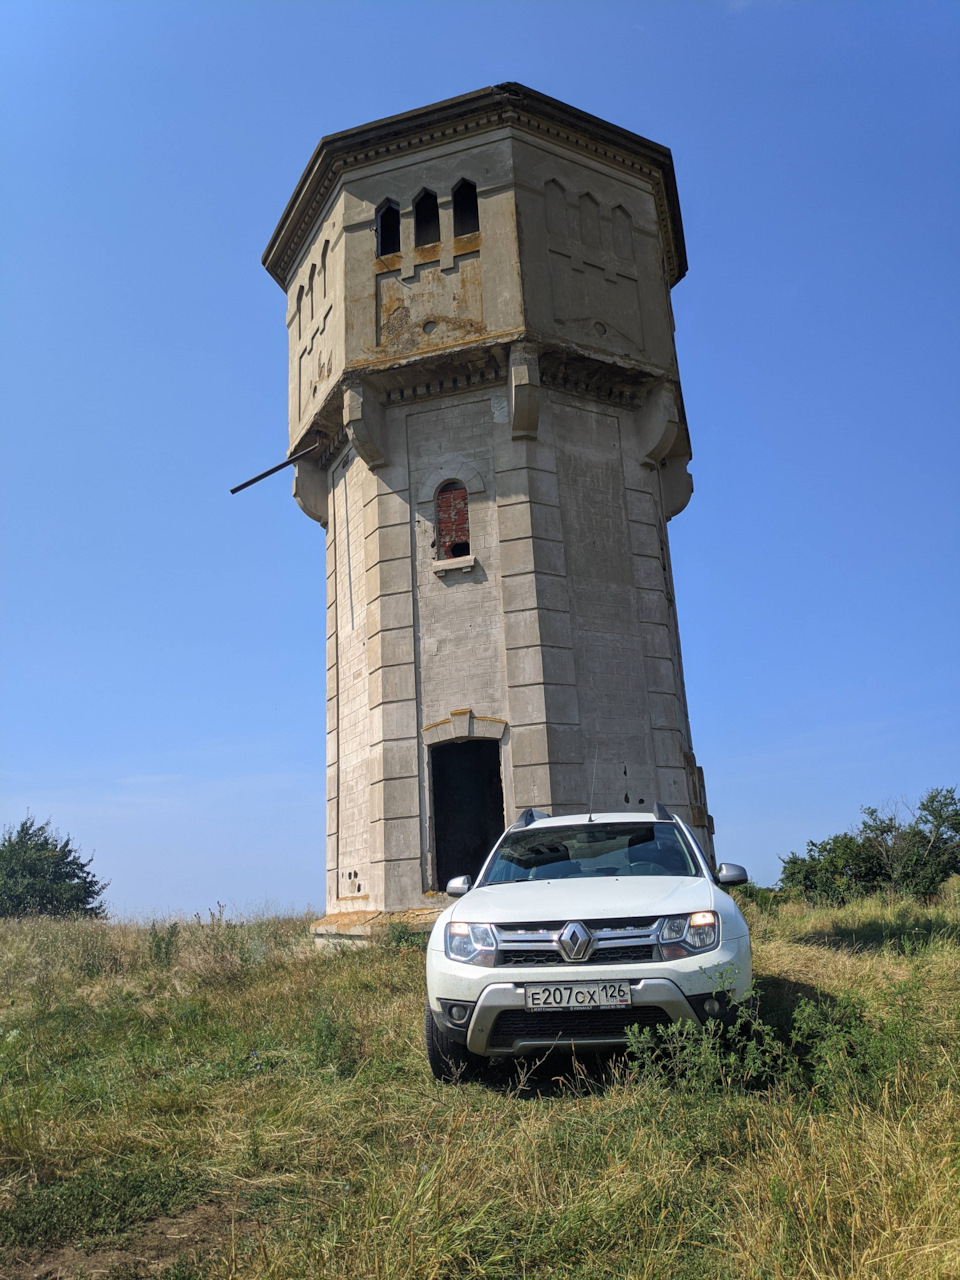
[262,84,713,915]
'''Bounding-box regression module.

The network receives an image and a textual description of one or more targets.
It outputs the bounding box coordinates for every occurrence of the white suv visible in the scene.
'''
[425,807,751,1081]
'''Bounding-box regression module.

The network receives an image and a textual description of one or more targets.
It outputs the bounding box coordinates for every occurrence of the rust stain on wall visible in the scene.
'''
[377,252,484,355]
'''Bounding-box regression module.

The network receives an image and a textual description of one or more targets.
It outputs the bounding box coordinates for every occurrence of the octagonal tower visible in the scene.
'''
[262,84,713,914]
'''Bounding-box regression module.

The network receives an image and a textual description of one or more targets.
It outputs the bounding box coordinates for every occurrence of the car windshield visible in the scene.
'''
[479,822,701,885]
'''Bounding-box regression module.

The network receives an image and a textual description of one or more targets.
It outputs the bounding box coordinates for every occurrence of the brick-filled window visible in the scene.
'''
[436,481,469,558]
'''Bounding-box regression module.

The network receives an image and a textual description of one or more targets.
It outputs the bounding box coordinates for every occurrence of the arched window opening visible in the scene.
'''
[436,480,469,558]
[376,201,400,256]
[452,179,479,237]
[612,205,633,260]
[320,241,329,297]
[545,179,566,237]
[414,189,441,247]
[307,264,316,321]
[296,284,304,339]
[579,192,601,248]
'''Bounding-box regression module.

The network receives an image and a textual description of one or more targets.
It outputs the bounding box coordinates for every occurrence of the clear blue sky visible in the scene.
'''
[2,1,957,915]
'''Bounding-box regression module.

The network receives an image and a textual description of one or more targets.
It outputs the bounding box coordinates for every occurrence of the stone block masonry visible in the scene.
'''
[262,84,714,914]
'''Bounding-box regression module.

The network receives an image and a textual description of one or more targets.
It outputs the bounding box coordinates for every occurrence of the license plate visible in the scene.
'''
[524,981,631,1011]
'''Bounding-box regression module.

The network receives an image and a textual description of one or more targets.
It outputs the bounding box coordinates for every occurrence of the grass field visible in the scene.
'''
[2,888,960,1279]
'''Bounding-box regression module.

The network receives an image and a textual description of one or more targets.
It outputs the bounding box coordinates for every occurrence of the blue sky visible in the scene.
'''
[2,1,957,915]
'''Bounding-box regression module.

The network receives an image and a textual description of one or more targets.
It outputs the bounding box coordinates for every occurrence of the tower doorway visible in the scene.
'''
[430,739,505,888]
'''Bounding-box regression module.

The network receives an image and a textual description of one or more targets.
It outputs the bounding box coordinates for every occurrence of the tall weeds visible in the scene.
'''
[0,894,958,1279]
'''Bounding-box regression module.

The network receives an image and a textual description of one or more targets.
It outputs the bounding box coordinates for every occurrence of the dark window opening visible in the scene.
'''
[432,739,505,888]
[376,201,400,256]
[414,189,440,247]
[436,480,469,558]
[452,179,479,236]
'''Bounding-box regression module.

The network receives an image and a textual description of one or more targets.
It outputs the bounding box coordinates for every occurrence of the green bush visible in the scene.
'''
[0,815,107,918]
[626,996,795,1095]
[627,974,931,1110]
[382,920,429,951]
[779,786,960,903]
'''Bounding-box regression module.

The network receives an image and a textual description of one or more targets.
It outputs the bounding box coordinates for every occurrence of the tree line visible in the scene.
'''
[1,786,958,917]
[778,786,960,903]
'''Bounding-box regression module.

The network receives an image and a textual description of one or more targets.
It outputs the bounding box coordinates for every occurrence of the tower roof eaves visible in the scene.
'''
[262,83,687,290]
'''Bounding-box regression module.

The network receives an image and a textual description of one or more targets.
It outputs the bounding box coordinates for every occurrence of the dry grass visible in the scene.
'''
[1,890,959,1279]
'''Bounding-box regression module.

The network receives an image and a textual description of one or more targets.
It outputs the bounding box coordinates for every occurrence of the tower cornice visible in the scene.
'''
[262,83,687,291]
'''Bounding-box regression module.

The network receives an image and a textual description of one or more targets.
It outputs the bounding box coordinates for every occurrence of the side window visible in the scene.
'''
[436,481,469,559]
[320,241,329,297]
[376,200,400,256]
[414,189,441,247]
[452,179,479,237]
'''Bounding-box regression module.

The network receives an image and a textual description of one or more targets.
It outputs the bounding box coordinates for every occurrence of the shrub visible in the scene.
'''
[779,786,960,903]
[626,995,796,1095]
[0,815,108,918]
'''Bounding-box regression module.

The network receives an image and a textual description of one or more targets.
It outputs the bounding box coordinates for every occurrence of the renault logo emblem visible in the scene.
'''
[558,921,592,962]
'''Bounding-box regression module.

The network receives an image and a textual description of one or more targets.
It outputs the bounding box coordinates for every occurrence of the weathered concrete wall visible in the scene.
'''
[511,135,677,376]
[266,87,713,915]
[287,198,346,452]
[327,449,368,904]
[283,134,525,455]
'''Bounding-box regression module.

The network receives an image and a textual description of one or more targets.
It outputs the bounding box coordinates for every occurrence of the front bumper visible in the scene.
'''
[463,977,701,1056]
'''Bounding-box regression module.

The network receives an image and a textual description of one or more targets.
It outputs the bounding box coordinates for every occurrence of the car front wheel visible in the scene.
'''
[424,1001,486,1083]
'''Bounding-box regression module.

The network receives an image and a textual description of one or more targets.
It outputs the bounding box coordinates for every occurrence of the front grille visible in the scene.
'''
[496,948,564,967]
[495,944,657,967]
[488,1006,669,1049]
[590,944,656,964]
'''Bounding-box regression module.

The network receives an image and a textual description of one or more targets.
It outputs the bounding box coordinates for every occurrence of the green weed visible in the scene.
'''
[0,1161,206,1248]
[0,901,958,1279]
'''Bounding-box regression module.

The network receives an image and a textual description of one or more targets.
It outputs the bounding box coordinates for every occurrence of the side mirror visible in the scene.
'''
[716,863,748,887]
[445,874,473,897]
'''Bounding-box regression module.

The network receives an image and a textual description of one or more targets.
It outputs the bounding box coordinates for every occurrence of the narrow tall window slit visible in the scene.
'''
[452,180,479,237]
[414,190,441,247]
[376,201,400,256]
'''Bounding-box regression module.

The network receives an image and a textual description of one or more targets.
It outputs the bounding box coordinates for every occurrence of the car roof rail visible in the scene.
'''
[509,807,550,831]
[653,802,674,821]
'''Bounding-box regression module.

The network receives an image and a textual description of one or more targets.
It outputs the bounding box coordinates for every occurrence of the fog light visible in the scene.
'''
[703,998,721,1018]
[448,1004,467,1023]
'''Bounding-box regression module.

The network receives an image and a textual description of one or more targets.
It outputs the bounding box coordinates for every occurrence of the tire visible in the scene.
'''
[424,1001,485,1082]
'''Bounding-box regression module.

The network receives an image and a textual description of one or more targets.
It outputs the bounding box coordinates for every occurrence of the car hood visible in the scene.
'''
[449,876,716,924]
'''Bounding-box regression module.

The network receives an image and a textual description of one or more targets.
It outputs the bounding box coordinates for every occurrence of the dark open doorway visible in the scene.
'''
[431,739,505,888]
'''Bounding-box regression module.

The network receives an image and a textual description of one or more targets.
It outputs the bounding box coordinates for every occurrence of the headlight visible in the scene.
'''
[659,911,718,957]
[444,921,497,966]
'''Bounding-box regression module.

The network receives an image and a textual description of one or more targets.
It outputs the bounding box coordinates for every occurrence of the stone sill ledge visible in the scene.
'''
[432,554,476,576]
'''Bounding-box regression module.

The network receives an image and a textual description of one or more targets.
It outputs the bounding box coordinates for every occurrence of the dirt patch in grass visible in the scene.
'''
[2,1197,244,1279]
